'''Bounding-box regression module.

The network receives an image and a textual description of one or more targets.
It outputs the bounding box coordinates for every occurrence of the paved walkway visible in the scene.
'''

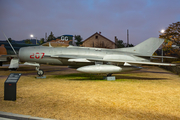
[0,111,56,120]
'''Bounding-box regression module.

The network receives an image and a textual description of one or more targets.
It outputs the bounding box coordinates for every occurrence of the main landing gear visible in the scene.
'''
[36,66,44,76]
[107,73,112,76]
[104,73,115,80]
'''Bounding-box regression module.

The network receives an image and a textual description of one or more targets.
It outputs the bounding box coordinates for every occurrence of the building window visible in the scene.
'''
[95,36,98,39]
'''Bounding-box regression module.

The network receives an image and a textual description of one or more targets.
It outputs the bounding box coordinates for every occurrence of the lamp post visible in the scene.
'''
[160,29,165,62]
[35,37,37,45]
[30,34,34,39]
[30,34,34,42]
[30,34,37,45]
[160,29,165,33]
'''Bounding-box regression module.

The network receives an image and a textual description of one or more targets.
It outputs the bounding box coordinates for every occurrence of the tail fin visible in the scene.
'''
[117,37,164,56]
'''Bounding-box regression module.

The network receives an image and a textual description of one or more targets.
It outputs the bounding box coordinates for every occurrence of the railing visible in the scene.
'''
[160,65,180,75]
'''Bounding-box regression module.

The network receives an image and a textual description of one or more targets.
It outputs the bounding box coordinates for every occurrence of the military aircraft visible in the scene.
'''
[2,33,175,77]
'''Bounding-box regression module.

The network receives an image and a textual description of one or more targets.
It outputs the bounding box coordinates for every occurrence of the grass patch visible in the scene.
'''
[0,65,180,120]
[52,73,105,81]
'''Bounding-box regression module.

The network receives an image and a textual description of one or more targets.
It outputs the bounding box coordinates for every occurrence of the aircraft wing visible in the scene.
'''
[136,55,177,59]
[44,54,176,66]
[101,59,176,66]
[151,56,177,59]
[44,54,103,62]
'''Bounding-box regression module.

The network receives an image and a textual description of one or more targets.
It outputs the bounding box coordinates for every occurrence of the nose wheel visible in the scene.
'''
[36,67,44,76]
[37,69,44,76]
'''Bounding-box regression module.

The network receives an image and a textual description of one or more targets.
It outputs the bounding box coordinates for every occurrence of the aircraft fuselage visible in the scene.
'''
[19,46,146,67]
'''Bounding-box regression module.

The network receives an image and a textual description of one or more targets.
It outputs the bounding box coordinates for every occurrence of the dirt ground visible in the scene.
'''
[0,65,180,120]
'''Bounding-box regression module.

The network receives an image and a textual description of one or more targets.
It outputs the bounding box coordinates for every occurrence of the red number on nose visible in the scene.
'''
[35,52,40,59]
[30,53,34,59]
[41,53,45,58]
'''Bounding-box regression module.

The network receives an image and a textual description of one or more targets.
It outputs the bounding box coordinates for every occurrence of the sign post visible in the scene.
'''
[4,73,21,101]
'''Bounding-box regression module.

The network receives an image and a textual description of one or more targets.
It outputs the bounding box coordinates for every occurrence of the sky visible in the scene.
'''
[0,0,180,45]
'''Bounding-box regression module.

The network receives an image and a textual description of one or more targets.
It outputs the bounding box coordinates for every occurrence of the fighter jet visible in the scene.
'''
[5,35,175,76]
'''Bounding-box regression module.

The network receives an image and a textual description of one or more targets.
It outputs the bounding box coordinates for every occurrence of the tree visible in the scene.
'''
[75,35,83,46]
[116,39,134,48]
[47,31,56,42]
[116,40,126,48]
[39,38,45,45]
[159,21,180,58]
[25,39,32,44]
[159,21,180,45]
[128,43,134,47]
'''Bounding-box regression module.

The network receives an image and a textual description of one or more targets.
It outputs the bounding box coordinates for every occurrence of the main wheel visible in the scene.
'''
[37,69,44,76]
[107,73,112,76]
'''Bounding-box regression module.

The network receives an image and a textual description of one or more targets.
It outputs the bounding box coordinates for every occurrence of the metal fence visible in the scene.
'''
[160,65,180,75]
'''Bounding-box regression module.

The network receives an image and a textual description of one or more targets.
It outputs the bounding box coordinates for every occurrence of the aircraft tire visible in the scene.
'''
[37,69,44,76]
[107,73,112,76]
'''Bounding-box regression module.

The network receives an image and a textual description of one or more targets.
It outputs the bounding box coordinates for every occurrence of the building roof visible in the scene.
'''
[83,32,115,44]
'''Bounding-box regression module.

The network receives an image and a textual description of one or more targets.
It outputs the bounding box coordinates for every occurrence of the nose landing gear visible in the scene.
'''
[36,67,44,76]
